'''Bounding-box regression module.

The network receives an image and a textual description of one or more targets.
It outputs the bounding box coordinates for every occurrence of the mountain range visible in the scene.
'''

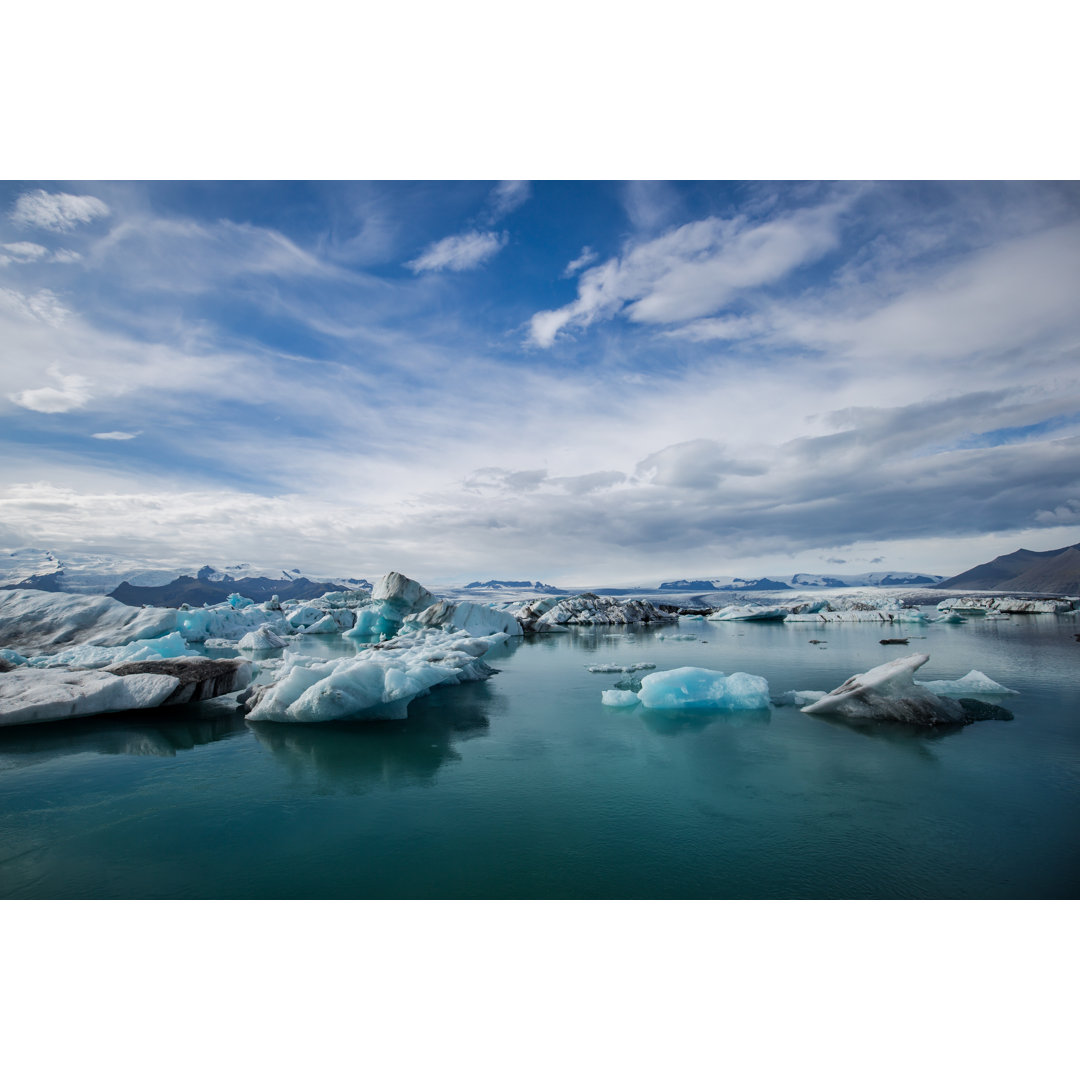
[933,543,1080,594]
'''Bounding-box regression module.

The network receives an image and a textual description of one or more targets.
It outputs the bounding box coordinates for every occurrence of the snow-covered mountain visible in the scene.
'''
[1,548,371,605]
[659,570,943,590]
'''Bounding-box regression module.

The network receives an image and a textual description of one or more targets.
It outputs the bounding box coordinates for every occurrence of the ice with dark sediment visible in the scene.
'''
[800,653,967,725]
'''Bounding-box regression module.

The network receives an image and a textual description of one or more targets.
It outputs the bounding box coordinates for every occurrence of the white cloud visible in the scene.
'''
[562,246,598,277]
[529,200,847,345]
[0,241,49,263]
[11,190,110,232]
[51,249,83,263]
[0,287,71,326]
[488,180,531,220]
[406,230,507,273]
[8,365,93,413]
[91,431,140,440]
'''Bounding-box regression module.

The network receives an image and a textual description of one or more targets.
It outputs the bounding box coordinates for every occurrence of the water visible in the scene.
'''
[2,612,1078,898]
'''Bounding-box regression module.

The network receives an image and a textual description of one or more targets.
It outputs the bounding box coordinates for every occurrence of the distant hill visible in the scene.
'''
[935,543,1080,594]
[464,580,566,594]
[108,572,367,607]
[660,571,942,590]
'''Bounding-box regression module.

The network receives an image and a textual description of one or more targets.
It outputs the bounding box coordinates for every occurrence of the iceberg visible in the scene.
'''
[628,666,771,710]
[0,668,180,726]
[24,631,197,670]
[404,599,522,637]
[237,625,290,651]
[513,593,676,632]
[706,605,787,622]
[936,597,1075,615]
[243,626,502,723]
[104,657,253,707]
[0,588,178,654]
[586,662,656,673]
[800,654,967,726]
[601,689,641,707]
[915,670,1018,696]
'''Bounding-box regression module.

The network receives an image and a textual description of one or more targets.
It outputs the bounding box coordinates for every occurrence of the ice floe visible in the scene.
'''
[915,670,1018,696]
[707,605,788,622]
[512,593,676,632]
[237,625,291,651]
[0,668,180,726]
[936,596,1075,615]
[22,631,198,670]
[243,626,502,723]
[603,666,770,710]
[0,656,254,726]
[0,589,178,654]
[404,599,522,637]
[587,662,656,674]
[601,689,641,707]
[800,654,967,726]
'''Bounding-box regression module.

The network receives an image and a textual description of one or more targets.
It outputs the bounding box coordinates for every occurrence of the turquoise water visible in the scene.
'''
[2,612,1078,898]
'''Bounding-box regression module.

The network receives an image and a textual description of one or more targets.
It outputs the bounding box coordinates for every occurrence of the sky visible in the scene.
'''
[2,179,1079,585]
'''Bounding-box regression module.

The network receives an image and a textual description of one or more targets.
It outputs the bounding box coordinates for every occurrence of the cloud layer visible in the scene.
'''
[1,180,1078,583]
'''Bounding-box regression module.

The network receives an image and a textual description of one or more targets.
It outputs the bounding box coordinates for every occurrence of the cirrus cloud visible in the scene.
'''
[10,190,110,232]
[407,229,507,273]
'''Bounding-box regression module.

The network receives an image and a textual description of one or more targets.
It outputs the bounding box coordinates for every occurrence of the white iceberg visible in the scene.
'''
[628,666,770,710]
[586,662,656,673]
[512,593,676,632]
[237,625,291,651]
[0,668,180,726]
[915,670,1018,696]
[25,631,197,670]
[706,605,787,622]
[404,599,522,637]
[800,653,966,725]
[244,627,502,723]
[0,588,178,654]
[601,689,641,707]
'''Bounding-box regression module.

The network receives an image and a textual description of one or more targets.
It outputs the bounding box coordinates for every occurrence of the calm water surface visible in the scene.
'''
[2,612,1078,898]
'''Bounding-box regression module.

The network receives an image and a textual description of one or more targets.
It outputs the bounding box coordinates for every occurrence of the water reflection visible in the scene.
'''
[640,707,773,736]
[0,698,249,766]
[248,679,493,792]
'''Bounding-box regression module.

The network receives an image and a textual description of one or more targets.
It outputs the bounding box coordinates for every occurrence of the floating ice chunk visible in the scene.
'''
[915,670,1018,696]
[238,625,290,651]
[178,604,291,643]
[937,596,1075,615]
[801,653,966,725]
[586,662,656,673]
[513,593,676,631]
[0,588,178,653]
[405,599,523,637]
[635,667,770,710]
[25,631,198,670]
[931,612,967,624]
[299,613,341,635]
[601,689,641,707]
[227,593,255,609]
[707,605,787,622]
[0,648,28,667]
[773,690,827,707]
[657,633,701,641]
[372,571,436,623]
[0,668,180,726]
[244,627,501,723]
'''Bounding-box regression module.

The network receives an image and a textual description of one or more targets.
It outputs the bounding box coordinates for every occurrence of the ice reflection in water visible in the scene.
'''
[0,697,248,766]
[248,680,493,792]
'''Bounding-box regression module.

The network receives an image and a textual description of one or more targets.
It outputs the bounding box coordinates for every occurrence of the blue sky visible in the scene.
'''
[2,180,1079,584]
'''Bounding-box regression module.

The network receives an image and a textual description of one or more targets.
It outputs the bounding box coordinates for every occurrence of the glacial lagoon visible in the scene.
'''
[1,610,1078,899]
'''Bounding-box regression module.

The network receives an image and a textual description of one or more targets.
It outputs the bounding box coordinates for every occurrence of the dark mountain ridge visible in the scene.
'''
[934,542,1080,594]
